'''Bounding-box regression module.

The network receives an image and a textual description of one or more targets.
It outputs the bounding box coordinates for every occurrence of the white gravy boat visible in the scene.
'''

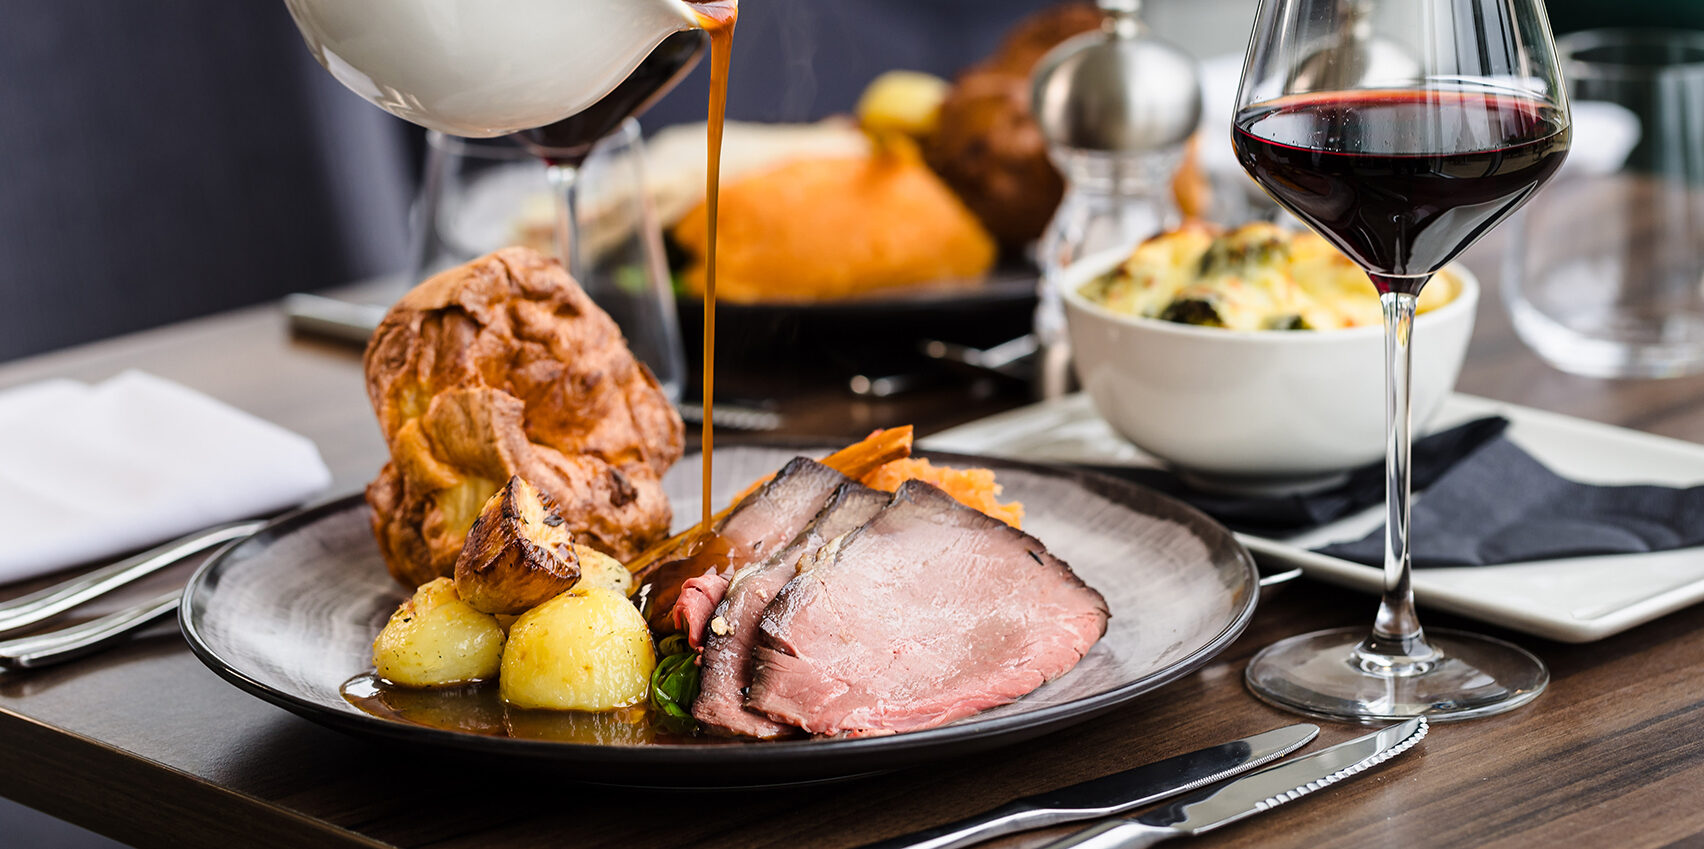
[283,0,716,137]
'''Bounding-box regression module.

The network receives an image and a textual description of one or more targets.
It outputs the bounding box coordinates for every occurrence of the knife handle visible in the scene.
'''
[860,803,1067,849]
[0,591,180,670]
[1033,820,1174,849]
[0,520,264,636]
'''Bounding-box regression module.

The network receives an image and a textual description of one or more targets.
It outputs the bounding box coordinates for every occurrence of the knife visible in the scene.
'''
[1035,717,1428,849]
[860,723,1319,849]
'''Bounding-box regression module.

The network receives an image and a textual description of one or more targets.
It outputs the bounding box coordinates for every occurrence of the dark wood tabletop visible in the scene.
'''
[5,239,1704,849]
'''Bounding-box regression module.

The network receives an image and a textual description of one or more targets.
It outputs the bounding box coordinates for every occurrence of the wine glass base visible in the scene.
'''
[1245,626,1548,723]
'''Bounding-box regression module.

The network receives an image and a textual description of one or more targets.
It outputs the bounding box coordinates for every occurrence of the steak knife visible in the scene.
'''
[1035,716,1428,849]
[861,723,1319,849]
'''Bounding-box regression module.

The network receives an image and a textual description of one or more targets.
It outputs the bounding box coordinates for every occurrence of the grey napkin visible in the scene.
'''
[1317,435,1704,567]
[1084,416,1704,567]
[1083,417,1510,535]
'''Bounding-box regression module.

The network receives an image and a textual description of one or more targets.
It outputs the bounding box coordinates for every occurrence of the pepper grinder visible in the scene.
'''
[1030,0,1202,399]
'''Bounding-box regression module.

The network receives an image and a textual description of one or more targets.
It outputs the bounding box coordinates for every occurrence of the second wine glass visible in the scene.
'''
[1232,0,1570,721]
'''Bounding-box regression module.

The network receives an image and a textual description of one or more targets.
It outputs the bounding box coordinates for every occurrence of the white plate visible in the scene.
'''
[924,393,1704,643]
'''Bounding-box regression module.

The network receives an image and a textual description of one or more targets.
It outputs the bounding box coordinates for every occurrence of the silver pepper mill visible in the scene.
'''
[1030,0,1203,399]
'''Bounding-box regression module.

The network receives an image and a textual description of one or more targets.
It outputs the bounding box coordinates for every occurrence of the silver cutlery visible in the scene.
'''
[674,401,783,433]
[0,520,267,670]
[1037,717,1428,848]
[0,591,182,670]
[863,723,1319,849]
[921,334,1039,378]
[0,520,265,637]
[282,292,388,346]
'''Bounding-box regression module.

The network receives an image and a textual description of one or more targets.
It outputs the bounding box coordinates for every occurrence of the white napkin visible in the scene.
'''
[0,371,333,583]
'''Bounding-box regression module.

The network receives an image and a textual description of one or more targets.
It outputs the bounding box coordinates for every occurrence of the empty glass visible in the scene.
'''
[412,120,686,399]
[1503,29,1704,379]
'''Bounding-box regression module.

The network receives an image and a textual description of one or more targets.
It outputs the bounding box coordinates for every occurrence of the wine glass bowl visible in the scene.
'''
[1232,0,1569,722]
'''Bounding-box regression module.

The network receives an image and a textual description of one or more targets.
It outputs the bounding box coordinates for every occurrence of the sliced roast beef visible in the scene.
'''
[747,479,1109,737]
[668,569,731,648]
[694,482,893,738]
[666,457,849,647]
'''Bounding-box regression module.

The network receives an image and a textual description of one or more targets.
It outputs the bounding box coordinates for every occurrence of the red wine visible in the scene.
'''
[1234,90,1569,294]
[516,29,708,166]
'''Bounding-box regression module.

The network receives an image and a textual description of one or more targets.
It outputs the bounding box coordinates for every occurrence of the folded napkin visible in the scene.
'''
[0,371,332,583]
[1317,432,1704,567]
[1090,416,1704,567]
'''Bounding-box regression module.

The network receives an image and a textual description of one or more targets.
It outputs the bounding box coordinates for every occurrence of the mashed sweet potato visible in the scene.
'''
[861,457,1024,528]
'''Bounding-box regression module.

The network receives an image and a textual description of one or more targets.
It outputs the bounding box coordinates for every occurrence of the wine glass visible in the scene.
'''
[1233,0,1570,721]
[509,30,706,400]
[412,121,685,398]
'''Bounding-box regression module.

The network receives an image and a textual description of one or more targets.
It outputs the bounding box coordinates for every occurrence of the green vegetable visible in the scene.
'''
[1159,298,1226,327]
[649,633,701,734]
[1267,314,1311,331]
[613,264,649,296]
[1196,234,1288,277]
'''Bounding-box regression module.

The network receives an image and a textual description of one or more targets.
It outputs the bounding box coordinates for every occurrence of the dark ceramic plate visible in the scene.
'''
[180,446,1258,785]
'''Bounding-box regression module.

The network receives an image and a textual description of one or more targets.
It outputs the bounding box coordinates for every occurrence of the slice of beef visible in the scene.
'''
[747,479,1110,737]
[694,482,893,738]
[666,457,849,648]
[668,568,730,647]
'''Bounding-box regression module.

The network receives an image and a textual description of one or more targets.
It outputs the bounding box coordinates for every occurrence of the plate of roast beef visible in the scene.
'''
[181,445,1259,785]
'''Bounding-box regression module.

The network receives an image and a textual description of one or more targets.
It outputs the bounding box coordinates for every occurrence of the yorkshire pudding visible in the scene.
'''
[363,247,684,588]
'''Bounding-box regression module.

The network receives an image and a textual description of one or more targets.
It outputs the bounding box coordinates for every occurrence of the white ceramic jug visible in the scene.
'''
[283,0,715,137]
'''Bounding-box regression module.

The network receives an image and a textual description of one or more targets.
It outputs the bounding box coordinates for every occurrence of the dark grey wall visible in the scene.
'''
[641,0,1043,129]
[0,0,1059,363]
[0,3,415,362]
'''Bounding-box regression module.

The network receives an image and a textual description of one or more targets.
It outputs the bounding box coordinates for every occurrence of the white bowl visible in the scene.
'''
[1062,252,1479,485]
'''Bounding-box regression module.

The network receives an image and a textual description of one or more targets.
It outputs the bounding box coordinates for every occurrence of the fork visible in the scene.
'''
[0,520,264,669]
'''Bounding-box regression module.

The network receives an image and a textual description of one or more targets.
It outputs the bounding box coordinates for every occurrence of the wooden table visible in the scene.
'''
[5,241,1704,849]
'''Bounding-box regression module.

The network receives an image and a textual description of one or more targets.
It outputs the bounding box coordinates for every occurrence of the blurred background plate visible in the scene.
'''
[676,266,1038,371]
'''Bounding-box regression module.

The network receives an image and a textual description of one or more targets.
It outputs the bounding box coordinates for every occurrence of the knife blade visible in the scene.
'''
[1035,716,1428,849]
[860,723,1319,849]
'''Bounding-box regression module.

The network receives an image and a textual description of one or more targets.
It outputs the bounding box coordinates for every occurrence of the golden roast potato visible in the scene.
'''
[572,544,633,597]
[499,586,656,711]
[372,578,506,687]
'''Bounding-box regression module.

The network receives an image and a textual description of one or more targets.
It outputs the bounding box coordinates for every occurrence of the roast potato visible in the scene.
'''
[572,544,633,597]
[453,476,581,615]
[499,586,656,711]
[372,577,506,687]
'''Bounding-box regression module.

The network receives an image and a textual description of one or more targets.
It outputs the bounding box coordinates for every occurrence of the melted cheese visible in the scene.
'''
[1080,223,1458,331]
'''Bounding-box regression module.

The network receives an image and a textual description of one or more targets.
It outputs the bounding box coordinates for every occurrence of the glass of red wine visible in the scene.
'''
[1233,0,1570,721]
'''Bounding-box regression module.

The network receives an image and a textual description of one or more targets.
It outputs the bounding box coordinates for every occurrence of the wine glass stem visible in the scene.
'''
[1361,285,1439,675]
[545,162,585,280]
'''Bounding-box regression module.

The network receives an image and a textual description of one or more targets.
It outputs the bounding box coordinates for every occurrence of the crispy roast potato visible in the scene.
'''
[372,578,506,687]
[453,476,582,615]
[499,586,656,711]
